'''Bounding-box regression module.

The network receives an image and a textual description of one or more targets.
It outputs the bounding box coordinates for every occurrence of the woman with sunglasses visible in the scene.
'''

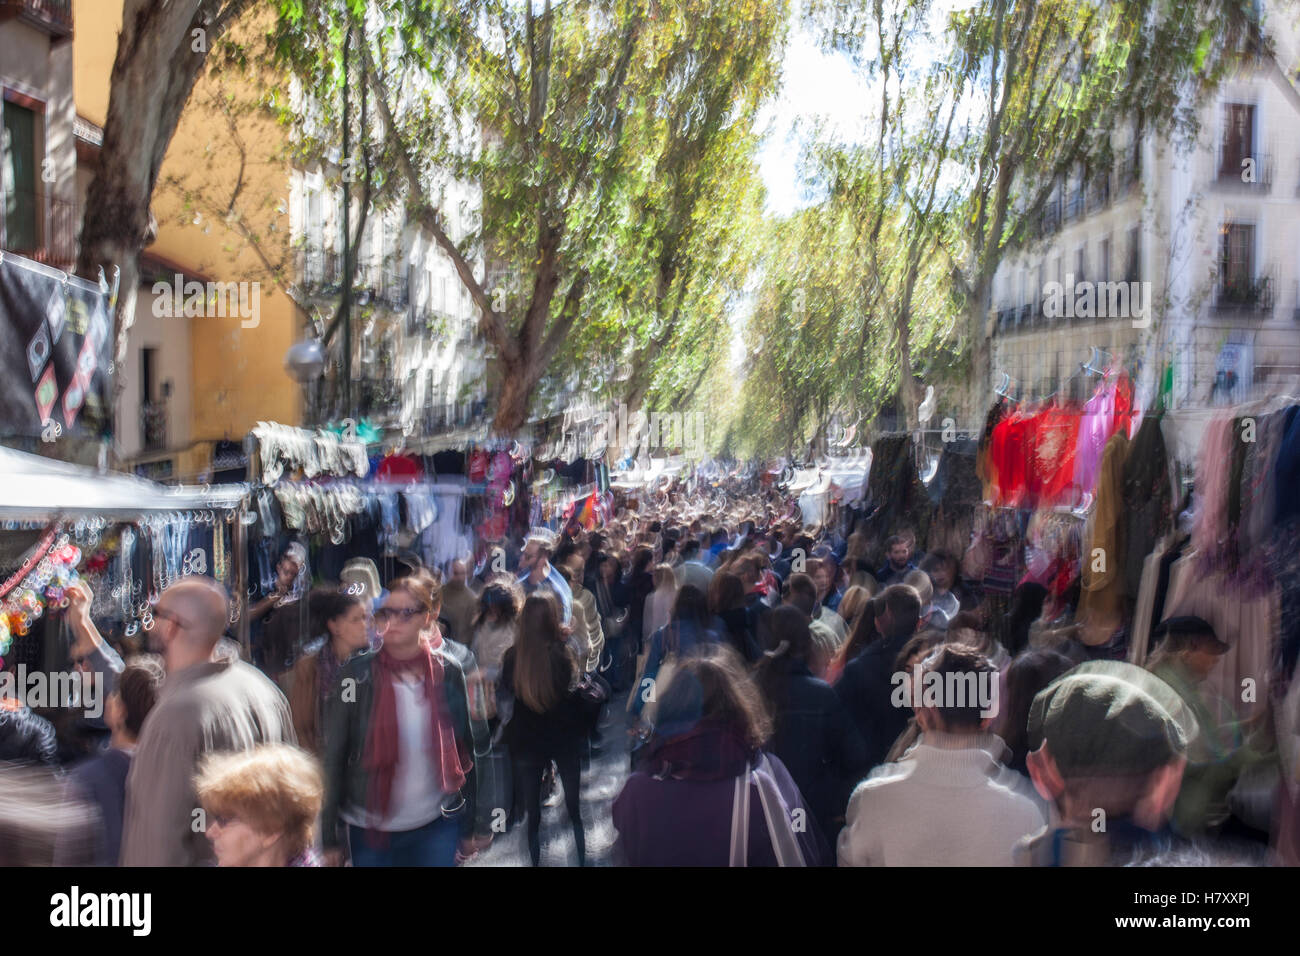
[319,569,480,867]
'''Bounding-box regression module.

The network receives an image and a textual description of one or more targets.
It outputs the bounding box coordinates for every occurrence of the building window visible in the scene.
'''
[1219,103,1254,180]
[1219,222,1255,294]
[1125,226,1141,282]
[1099,236,1111,283]
[2,100,40,251]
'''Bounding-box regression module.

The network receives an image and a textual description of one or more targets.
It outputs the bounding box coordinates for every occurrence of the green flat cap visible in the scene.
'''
[1028,661,1198,777]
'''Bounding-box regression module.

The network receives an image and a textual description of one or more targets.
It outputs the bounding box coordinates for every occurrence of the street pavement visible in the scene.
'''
[465,703,632,867]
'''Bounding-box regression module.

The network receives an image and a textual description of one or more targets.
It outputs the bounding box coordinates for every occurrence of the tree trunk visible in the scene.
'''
[493,356,538,435]
[77,0,250,377]
[967,274,993,414]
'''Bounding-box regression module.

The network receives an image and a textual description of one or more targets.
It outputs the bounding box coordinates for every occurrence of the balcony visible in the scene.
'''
[297,247,344,295]
[1039,198,1062,236]
[419,399,489,435]
[140,400,167,452]
[1213,272,1274,317]
[1,188,79,271]
[1215,148,1272,192]
[1086,171,1111,213]
[1065,187,1087,222]
[377,270,409,311]
[0,0,73,40]
[1115,154,1140,197]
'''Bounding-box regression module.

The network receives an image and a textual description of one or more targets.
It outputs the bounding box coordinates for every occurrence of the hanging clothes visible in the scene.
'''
[1121,413,1172,599]
[1163,558,1276,725]
[1034,403,1082,506]
[1078,431,1131,633]
[976,399,1008,501]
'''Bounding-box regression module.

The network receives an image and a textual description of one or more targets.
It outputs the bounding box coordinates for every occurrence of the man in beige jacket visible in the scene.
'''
[120,577,296,866]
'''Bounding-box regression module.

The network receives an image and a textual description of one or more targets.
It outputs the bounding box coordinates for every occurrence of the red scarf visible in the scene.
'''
[364,630,469,823]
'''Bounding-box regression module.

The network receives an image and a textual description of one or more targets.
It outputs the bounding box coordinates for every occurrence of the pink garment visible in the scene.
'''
[1191,414,1235,558]
[1072,387,1111,494]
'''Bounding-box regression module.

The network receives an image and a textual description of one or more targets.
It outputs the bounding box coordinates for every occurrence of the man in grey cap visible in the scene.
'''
[1147,616,1268,838]
[1016,661,1197,866]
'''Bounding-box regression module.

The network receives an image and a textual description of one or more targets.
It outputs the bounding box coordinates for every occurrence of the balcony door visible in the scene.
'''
[2,99,39,251]
[1220,103,1254,179]
[1220,223,1255,292]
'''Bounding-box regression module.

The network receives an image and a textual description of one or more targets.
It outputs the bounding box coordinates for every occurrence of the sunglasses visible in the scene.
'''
[374,606,424,624]
[153,607,192,630]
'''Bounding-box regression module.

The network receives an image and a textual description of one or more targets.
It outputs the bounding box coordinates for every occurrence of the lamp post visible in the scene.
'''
[285,339,326,426]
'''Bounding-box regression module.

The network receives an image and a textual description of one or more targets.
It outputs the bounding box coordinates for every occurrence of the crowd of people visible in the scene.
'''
[0,482,1282,867]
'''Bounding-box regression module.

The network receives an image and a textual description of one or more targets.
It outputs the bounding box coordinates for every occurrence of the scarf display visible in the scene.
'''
[364,631,468,823]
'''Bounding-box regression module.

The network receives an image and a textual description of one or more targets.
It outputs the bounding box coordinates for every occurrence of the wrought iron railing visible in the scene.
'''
[1,187,78,271]
[1213,272,1274,315]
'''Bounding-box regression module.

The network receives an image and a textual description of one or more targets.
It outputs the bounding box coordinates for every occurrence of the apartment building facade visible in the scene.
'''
[988,13,1300,410]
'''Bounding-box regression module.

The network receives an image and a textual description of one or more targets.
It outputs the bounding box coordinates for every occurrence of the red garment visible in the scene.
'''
[1111,373,1136,439]
[468,449,489,484]
[991,409,1034,507]
[1035,403,1082,506]
[364,632,468,821]
[376,453,423,482]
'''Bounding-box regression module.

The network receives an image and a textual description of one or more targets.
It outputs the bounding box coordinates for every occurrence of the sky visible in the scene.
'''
[756,9,874,218]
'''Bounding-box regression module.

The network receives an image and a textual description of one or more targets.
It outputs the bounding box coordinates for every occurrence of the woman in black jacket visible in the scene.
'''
[754,606,869,849]
[500,592,588,866]
[710,571,761,664]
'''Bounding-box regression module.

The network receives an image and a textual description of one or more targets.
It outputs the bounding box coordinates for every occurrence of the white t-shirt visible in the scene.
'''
[342,675,444,832]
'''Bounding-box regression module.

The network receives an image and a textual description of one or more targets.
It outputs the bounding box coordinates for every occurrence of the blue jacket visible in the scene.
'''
[519,563,573,625]
[630,618,723,718]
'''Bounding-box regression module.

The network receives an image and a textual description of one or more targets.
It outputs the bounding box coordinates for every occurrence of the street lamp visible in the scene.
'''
[285,339,326,426]
[285,339,326,383]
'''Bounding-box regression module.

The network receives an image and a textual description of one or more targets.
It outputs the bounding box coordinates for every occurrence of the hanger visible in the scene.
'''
[995,372,1020,405]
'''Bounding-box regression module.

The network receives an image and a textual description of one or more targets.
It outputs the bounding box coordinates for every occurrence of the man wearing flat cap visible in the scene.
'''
[1146,616,1269,838]
[1016,661,1197,865]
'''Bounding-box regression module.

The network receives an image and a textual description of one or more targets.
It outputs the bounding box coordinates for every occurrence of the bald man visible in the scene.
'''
[120,577,296,866]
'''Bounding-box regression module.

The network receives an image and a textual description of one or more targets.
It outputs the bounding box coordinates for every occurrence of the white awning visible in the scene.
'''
[0,445,246,519]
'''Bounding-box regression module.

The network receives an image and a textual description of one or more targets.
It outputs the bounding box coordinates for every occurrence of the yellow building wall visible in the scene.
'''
[73,0,303,475]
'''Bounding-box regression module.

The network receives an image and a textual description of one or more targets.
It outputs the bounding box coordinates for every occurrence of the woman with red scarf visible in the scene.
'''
[320,570,478,866]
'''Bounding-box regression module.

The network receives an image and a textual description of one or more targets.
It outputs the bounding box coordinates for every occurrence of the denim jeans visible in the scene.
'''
[348,814,459,867]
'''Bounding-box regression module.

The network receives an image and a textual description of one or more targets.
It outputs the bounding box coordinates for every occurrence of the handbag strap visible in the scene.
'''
[753,755,807,867]
[729,762,751,867]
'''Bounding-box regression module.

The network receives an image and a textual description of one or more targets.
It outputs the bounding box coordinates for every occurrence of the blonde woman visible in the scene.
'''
[836,585,872,636]
[196,744,324,867]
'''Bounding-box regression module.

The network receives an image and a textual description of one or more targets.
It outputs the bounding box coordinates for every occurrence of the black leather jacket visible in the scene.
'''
[320,641,490,849]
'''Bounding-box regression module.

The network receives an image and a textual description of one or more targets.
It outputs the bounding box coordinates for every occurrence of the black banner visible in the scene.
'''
[0,254,113,441]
